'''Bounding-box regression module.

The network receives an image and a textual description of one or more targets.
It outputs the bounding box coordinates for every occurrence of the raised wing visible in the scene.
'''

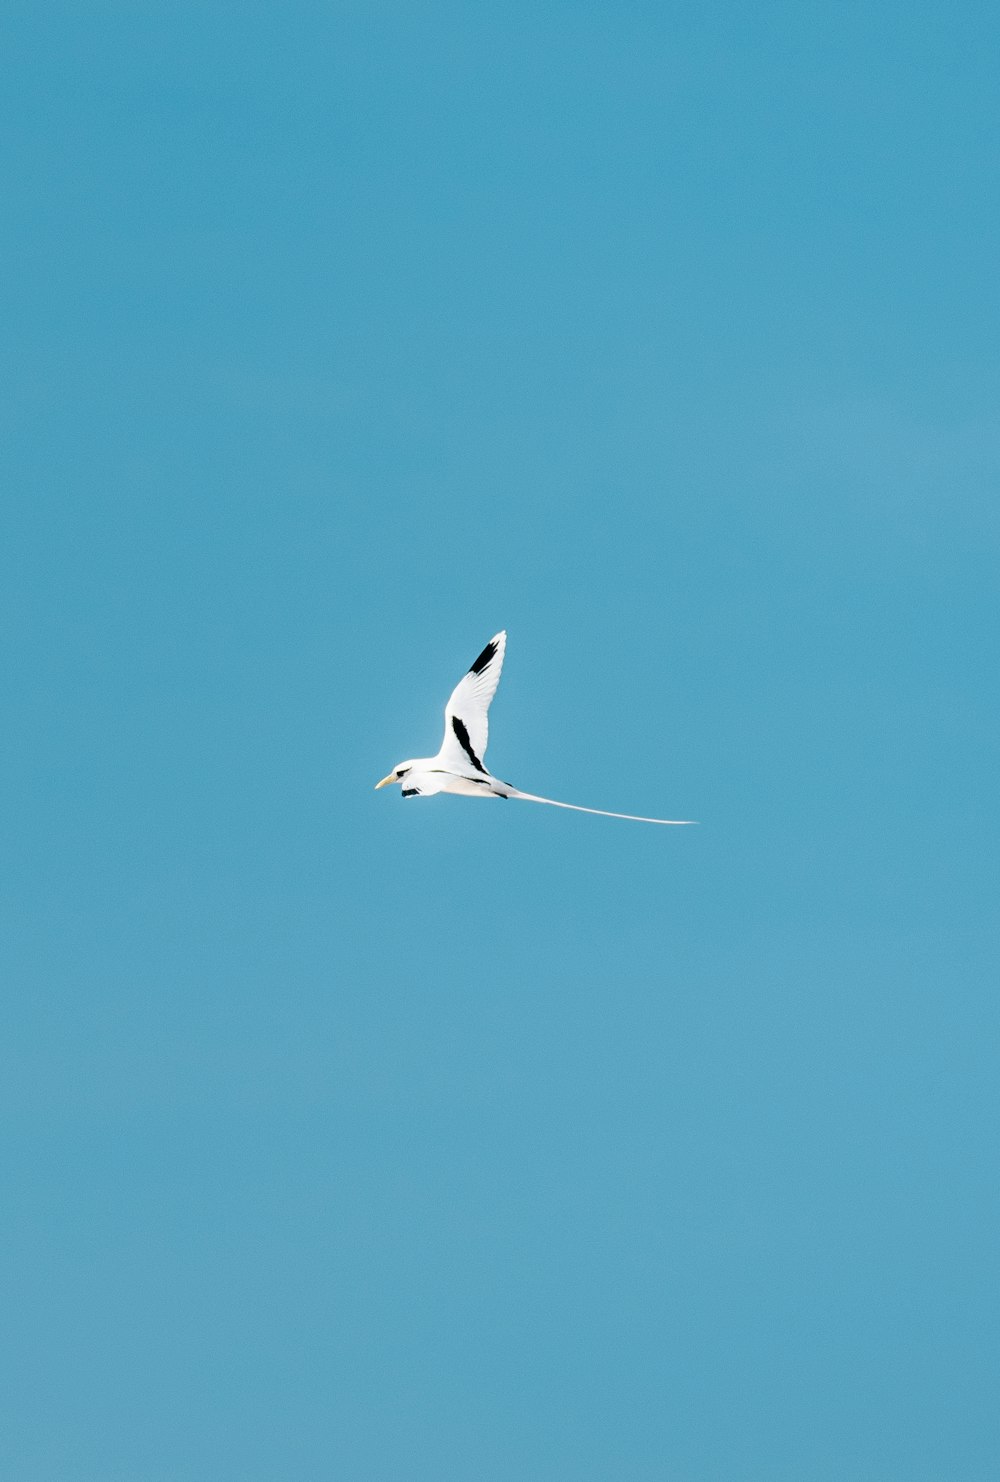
[439,631,507,773]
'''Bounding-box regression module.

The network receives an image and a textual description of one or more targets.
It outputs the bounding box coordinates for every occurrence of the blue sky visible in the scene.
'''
[3,3,998,1478]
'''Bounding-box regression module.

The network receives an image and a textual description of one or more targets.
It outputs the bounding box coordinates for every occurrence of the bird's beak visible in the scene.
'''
[374,773,395,790]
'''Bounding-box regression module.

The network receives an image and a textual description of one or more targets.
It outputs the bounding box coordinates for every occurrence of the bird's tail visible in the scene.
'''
[504,787,696,826]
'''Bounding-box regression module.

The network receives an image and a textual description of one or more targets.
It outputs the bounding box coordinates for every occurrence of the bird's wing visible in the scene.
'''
[439,631,507,773]
[507,787,696,826]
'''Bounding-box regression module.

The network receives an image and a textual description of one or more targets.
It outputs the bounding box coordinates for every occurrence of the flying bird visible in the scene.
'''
[375,631,695,825]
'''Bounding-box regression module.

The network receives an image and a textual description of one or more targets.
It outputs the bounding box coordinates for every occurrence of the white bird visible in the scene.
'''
[375,631,695,825]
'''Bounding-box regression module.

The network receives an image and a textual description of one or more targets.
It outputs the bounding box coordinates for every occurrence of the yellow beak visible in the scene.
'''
[374,773,395,790]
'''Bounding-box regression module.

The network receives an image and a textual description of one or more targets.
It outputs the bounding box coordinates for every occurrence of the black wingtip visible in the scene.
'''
[469,638,498,676]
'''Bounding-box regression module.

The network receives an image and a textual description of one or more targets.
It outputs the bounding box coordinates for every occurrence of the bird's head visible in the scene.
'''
[374,762,414,790]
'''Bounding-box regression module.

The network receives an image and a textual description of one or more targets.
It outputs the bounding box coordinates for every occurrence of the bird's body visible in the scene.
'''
[393,767,506,800]
[376,631,695,826]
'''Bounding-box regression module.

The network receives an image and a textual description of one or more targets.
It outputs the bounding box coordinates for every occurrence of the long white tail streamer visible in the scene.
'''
[508,789,696,826]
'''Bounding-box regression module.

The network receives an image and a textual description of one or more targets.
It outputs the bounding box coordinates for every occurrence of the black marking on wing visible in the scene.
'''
[401,787,421,797]
[451,714,487,773]
[469,638,498,676]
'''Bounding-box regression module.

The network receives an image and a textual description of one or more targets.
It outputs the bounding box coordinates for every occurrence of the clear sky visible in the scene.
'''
[3,3,998,1478]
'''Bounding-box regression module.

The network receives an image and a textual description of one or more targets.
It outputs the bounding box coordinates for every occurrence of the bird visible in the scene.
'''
[375,631,695,825]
